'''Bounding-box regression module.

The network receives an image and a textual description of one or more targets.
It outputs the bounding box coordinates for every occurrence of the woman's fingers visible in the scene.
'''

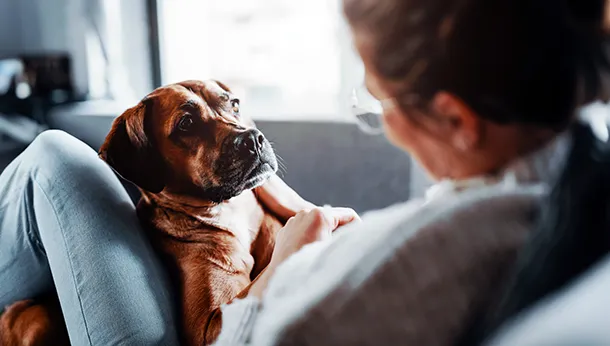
[270,207,361,267]
[309,207,360,232]
[322,207,361,229]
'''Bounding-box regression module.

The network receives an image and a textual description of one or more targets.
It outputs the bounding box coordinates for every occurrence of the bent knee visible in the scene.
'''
[29,130,87,156]
[26,130,104,182]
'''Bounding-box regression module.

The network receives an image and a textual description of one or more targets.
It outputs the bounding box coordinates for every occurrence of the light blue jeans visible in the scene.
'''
[0,130,180,345]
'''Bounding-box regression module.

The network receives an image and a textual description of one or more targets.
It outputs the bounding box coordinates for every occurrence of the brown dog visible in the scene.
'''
[0,80,313,345]
[99,79,288,345]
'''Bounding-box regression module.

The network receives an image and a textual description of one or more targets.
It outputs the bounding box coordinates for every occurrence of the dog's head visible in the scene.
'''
[99,80,278,202]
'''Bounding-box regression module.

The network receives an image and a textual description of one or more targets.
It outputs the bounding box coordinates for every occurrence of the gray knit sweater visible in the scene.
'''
[212,133,571,346]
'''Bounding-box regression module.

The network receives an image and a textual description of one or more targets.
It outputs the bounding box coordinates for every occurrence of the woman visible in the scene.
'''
[1,0,609,344]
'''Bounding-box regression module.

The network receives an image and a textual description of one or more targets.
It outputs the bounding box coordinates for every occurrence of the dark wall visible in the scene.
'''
[47,103,412,212]
[0,0,43,52]
[0,0,152,97]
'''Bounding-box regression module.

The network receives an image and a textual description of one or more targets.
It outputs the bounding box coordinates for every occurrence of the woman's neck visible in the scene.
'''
[425,128,572,201]
[448,124,559,181]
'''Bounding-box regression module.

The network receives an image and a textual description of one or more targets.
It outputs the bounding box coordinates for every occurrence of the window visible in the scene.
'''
[157,0,362,120]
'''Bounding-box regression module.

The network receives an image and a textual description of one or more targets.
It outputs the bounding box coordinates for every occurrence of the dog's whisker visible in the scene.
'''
[276,159,288,177]
[275,155,287,171]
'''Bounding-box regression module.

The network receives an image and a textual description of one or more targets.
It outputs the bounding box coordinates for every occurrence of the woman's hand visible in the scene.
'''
[248,207,360,298]
[270,207,360,267]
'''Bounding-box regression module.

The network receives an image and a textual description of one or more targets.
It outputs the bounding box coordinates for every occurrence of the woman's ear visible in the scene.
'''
[254,175,316,222]
[430,91,482,151]
[99,99,167,193]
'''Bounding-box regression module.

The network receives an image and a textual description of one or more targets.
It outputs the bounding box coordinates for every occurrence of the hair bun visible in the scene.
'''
[566,0,609,36]
[560,0,610,105]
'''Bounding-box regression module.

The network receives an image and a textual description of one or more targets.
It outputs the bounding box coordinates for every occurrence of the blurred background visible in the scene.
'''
[0,0,431,212]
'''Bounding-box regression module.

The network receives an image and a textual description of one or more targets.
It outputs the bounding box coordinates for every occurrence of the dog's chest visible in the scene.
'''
[140,190,278,279]
[199,190,267,249]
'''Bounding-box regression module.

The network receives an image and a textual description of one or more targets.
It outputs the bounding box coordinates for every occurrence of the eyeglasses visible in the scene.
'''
[349,85,395,135]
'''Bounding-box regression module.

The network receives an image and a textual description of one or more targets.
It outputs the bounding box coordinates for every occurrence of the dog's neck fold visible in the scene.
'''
[140,188,266,246]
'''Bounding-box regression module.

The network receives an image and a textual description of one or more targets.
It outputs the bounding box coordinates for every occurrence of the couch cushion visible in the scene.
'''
[486,254,610,345]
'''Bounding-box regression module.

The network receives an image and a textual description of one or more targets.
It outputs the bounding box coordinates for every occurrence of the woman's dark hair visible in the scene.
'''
[344,0,610,129]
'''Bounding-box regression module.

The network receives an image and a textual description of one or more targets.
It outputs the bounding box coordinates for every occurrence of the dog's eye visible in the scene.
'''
[220,93,230,102]
[231,99,240,116]
[178,114,194,131]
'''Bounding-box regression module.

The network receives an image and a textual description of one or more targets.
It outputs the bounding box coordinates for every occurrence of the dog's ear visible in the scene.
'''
[99,99,167,193]
[213,80,231,94]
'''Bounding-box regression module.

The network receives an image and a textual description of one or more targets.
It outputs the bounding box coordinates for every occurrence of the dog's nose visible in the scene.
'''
[235,129,265,156]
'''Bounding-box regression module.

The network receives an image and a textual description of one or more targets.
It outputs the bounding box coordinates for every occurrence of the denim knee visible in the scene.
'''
[25,130,103,185]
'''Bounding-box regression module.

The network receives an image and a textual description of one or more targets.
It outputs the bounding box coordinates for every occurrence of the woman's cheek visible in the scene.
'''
[381,110,440,176]
[382,110,415,151]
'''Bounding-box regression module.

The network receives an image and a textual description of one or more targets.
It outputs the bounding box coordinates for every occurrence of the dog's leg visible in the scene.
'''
[249,216,283,280]
[183,262,279,346]
[201,266,274,345]
[0,295,70,346]
[254,175,316,222]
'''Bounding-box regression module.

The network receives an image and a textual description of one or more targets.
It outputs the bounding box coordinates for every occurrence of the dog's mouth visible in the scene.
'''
[204,141,278,203]
[243,161,276,190]
[232,148,278,189]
